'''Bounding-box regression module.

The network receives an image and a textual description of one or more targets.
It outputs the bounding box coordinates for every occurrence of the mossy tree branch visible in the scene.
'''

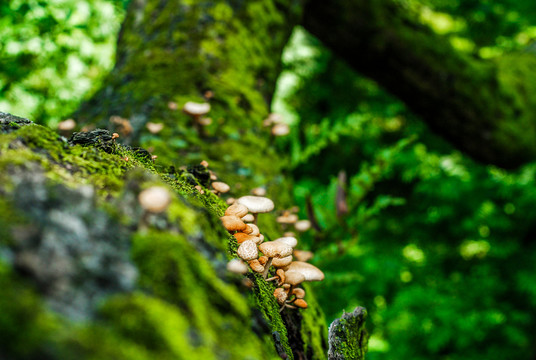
[302,0,536,168]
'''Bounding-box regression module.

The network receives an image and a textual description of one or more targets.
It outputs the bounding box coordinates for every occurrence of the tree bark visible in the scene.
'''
[302,0,536,168]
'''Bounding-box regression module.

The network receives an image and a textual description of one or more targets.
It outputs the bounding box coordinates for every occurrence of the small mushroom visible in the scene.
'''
[237,196,275,225]
[212,181,230,195]
[226,197,236,205]
[271,123,290,137]
[294,220,312,232]
[259,241,293,279]
[220,216,247,232]
[237,240,258,262]
[273,236,298,248]
[251,187,267,196]
[246,223,260,236]
[272,255,293,268]
[146,122,164,134]
[234,232,261,244]
[284,261,324,281]
[293,299,308,309]
[226,259,249,274]
[225,203,249,218]
[293,250,314,262]
[274,287,288,305]
[283,232,296,237]
[183,102,211,136]
[292,288,305,299]
[248,259,265,273]
[241,214,255,223]
[138,186,171,213]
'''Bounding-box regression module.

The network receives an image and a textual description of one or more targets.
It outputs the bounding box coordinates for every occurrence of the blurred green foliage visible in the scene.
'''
[0,0,126,126]
[272,2,536,359]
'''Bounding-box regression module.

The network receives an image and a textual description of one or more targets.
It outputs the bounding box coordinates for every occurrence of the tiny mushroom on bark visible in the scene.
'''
[237,240,258,262]
[293,299,308,309]
[220,216,247,232]
[237,195,275,225]
[274,287,288,305]
[183,101,211,136]
[212,181,230,196]
[225,203,249,218]
[227,259,249,274]
[259,241,293,279]
[138,186,172,213]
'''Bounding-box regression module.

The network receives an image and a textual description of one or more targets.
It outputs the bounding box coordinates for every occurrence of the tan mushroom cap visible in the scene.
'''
[294,219,311,232]
[225,203,249,218]
[220,216,247,232]
[246,223,260,236]
[276,269,286,284]
[212,181,230,193]
[259,241,293,258]
[234,232,261,244]
[226,259,249,274]
[272,255,293,268]
[241,214,255,223]
[283,232,296,237]
[277,213,299,224]
[146,122,164,134]
[58,118,76,131]
[248,259,265,273]
[138,186,172,213]
[273,236,298,248]
[294,299,308,309]
[237,240,258,261]
[237,196,275,214]
[274,287,288,305]
[258,256,268,265]
[293,250,314,262]
[251,187,267,196]
[226,197,236,205]
[284,261,324,281]
[183,101,210,116]
[271,123,290,136]
[284,271,305,286]
[292,288,305,299]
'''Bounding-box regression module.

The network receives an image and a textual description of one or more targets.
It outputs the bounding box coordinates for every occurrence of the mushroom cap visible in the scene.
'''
[292,288,305,299]
[225,203,249,218]
[212,181,230,193]
[138,186,171,213]
[246,223,260,236]
[284,261,324,281]
[226,197,236,205]
[271,123,290,136]
[284,271,305,286]
[226,259,249,274]
[272,255,293,268]
[294,299,308,309]
[293,250,314,262]
[241,214,255,223]
[276,268,286,283]
[220,216,247,232]
[294,220,311,232]
[234,232,260,244]
[198,117,212,126]
[237,196,275,214]
[183,101,210,116]
[283,232,296,237]
[58,118,76,131]
[237,240,258,261]
[277,213,298,224]
[146,122,164,134]
[274,236,298,248]
[259,241,293,258]
[258,256,268,265]
[274,288,288,305]
[251,187,267,196]
[248,259,265,273]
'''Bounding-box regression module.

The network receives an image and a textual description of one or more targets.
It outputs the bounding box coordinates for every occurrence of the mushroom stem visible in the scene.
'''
[262,257,273,279]
[253,213,258,225]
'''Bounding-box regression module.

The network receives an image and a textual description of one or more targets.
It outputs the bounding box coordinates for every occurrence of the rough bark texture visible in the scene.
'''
[302,0,536,168]
[328,307,368,360]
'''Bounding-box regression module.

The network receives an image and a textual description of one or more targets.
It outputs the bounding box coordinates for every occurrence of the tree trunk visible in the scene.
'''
[302,0,536,168]
[0,0,371,359]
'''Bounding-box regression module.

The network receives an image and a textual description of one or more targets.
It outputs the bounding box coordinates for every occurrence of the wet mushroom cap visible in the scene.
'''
[225,203,249,218]
[183,101,210,116]
[259,241,293,258]
[237,240,258,261]
[294,299,308,309]
[284,261,324,281]
[220,216,247,232]
[237,196,275,214]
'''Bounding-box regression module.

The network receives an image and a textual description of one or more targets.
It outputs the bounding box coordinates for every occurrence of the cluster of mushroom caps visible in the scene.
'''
[222,196,324,311]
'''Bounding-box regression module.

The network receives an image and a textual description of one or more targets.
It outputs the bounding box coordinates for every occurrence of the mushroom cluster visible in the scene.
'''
[221,194,323,311]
